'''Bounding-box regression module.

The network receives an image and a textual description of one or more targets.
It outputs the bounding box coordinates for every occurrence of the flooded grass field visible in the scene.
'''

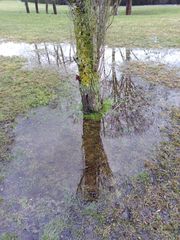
[0,41,179,239]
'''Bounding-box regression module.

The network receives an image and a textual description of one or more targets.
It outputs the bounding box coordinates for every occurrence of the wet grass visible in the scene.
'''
[102,109,179,239]
[0,233,18,240]
[0,56,60,162]
[0,1,180,47]
[124,61,180,88]
[120,109,180,239]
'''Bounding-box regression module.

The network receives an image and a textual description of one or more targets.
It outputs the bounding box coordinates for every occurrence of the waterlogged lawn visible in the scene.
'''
[0,56,60,161]
[0,1,180,47]
[0,57,60,122]
[0,2,180,237]
[0,56,179,239]
[123,61,180,88]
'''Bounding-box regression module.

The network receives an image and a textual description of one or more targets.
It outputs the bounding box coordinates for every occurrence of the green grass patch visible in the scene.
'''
[42,218,66,240]
[0,128,12,162]
[0,56,60,162]
[0,56,60,122]
[135,171,151,184]
[0,233,18,240]
[0,1,179,47]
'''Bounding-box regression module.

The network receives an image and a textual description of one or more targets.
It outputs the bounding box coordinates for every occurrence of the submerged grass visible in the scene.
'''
[0,1,180,48]
[0,233,18,240]
[124,61,180,88]
[0,56,60,162]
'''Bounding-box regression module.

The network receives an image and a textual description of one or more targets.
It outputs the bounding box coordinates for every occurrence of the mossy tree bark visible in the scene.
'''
[73,2,101,112]
[69,0,111,113]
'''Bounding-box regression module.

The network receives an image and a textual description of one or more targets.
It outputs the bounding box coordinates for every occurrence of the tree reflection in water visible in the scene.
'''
[32,45,153,202]
[77,118,115,202]
[33,42,75,68]
[76,48,153,202]
[102,48,151,137]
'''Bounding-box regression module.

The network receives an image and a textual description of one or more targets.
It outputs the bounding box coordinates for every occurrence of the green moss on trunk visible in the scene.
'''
[72,2,102,113]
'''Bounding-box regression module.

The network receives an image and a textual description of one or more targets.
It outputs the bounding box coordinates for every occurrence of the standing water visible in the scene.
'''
[0,41,180,239]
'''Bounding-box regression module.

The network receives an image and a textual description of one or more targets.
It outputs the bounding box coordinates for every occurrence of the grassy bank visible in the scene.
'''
[0,56,60,162]
[0,1,180,47]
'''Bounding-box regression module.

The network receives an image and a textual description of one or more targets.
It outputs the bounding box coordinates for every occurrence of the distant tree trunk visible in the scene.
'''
[52,0,57,15]
[45,0,48,14]
[35,0,39,14]
[24,0,30,13]
[126,0,132,15]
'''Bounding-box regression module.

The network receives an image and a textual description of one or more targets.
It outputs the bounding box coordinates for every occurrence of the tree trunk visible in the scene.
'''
[79,85,101,113]
[126,0,132,15]
[74,5,102,113]
[112,0,121,16]
[52,0,57,15]
[69,0,112,113]
[45,0,48,14]
[24,0,30,13]
[35,0,39,14]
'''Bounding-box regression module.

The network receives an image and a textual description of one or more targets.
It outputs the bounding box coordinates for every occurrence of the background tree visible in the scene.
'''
[69,0,112,113]
[52,0,57,14]
[45,0,48,13]
[25,0,30,13]
[126,0,132,15]
[35,0,39,13]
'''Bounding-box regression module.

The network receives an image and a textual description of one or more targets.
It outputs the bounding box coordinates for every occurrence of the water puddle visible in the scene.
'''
[0,41,180,69]
[0,40,180,238]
